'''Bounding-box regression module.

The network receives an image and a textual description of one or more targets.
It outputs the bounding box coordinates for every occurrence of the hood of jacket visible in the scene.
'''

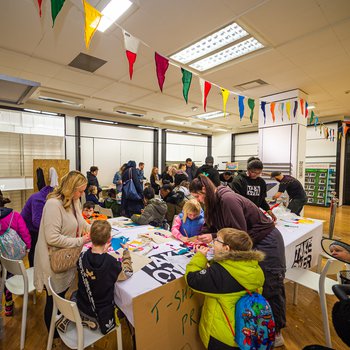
[165,190,185,204]
[174,185,190,197]
[0,207,12,219]
[148,198,167,216]
[125,160,136,169]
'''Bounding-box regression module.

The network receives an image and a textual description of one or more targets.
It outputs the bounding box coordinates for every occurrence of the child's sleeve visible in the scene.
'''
[117,249,133,281]
[14,212,31,249]
[131,206,153,225]
[171,215,183,240]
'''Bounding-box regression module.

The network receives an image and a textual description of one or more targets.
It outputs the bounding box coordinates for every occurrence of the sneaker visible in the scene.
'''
[275,332,285,347]
[55,316,70,333]
[81,315,98,331]
[5,300,14,317]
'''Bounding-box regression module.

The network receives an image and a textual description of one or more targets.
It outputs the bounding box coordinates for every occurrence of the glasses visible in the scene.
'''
[214,238,227,245]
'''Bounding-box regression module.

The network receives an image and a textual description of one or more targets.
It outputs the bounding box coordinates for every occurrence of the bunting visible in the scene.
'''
[261,101,267,124]
[82,0,102,49]
[199,79,212,112]
[293,100,298,118]
[238,95,245,120]
[324,127,329,139]
[270,102,276,122]
[123,30,140,80]
[314,117,319,129]
[338,126,343,139]
[51,0,66,26]
[286,101,291,120]
[221,88,230,117]
[300,98,305,116]
[309,111,315,125]
[155,52,169,92]
[181,68,192,104]
[344,124,350,137]
[305,102,309,118]
[37,0,43,17]
[248,98,255,123]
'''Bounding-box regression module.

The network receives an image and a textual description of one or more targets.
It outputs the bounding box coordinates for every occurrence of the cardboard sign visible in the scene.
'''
[226,162,238,170]
[133,277,205,350]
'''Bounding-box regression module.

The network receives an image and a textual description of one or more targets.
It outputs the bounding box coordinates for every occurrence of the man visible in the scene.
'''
[185,158,198,182]
[136,162,147,189]
[219,171,233,185]
[230,157,277,221]
[271,171,307,215]
[86,166,102,194]
[195,156,221,187]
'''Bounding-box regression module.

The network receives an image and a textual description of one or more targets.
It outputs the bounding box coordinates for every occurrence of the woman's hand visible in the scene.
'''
[195,245,209,256]
[197,234,213,244]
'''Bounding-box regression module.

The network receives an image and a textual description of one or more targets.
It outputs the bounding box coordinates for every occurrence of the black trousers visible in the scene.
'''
[288,198,307,215]
[28,230,39,267]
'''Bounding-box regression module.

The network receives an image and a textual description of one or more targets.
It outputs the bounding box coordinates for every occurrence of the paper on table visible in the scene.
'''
[110,249,152,273]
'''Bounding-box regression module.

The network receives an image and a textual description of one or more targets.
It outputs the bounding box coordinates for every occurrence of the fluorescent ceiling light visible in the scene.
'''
[36,91,84,107]
[96,0,132,32]
[166,129,183,133]
[24,108,59,116]
[113,106,146,117]
[193,111,227,120]
[190,37,264,71]
[91,119,116,125]
[187,132,202,135]
[138,125,156,130]
[307,104,316,109]
[215,128,229,132]
[170,23,248,64]
[164,117,187,125]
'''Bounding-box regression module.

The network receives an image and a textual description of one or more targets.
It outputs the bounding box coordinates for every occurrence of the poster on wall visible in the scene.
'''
[226,162,239,170]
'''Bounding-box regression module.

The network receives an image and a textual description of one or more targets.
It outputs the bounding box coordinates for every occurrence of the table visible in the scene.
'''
[112,217,323,349]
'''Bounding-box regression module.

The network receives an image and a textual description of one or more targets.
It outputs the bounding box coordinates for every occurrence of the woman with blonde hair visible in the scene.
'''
[34,170,90,341]
[150,167,161,195]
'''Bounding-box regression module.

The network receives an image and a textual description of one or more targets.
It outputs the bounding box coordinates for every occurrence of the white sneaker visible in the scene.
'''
[275,332,284,347]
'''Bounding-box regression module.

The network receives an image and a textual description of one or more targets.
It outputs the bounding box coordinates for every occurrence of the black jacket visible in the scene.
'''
[195,164,221,187]
[86,172,102,193]
[186,163,198,182]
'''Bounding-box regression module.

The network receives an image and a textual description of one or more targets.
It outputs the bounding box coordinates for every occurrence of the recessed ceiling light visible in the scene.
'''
[190,37,264,71]
[91,119,116,125]
[307,104,316,109]
[96,0,133,32]
[215,128,229,132]
[170,23,248,64]
[193,111,228,120]
[138,125,156,130]
[187,132,202,135]
[166,129,183,133]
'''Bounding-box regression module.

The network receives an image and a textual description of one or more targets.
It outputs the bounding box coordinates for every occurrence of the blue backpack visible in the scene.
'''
[220,291,275,350]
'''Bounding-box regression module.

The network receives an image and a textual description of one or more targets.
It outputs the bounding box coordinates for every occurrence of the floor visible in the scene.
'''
[1,204,350,349]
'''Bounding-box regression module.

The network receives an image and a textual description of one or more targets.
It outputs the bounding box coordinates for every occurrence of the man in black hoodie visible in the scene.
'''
[230,157,277,221]
[195,156,221,187]
[185,158,198,182]
[86,166,102,194]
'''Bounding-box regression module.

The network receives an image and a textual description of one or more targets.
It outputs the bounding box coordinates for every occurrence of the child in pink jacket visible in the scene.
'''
[0,191,31,316]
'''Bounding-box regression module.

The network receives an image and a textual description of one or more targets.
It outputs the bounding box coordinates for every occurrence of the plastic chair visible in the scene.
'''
[98,206,113,218]
[46,277,123,350]
[285,259,345,348]
[0,255,36,350]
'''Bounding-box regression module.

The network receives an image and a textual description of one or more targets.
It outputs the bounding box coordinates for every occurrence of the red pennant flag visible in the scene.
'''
[37,0,43,17]
[270,102,276,122]
[344,125,350,137]
[199,78,212,112]
[300,99,305,116]
[155,52,169,92]
[123,30,140,80]
[305,102,309,118]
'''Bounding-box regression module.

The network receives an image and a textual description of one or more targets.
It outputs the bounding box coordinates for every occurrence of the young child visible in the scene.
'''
[171,199,204,242]
[185,228,265,350]
[330,241,350,262]
[104,188,121,217]
[76,220,132,333]
[86,185,104,207]
[82,201,107,224]
[131,187,167,226]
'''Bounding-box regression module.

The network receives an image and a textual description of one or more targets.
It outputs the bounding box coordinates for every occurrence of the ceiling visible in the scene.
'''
[0,0,350,133]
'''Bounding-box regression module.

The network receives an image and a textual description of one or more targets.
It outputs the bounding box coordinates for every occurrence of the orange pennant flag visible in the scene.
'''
[270,102,276,122]
[344,125,350,137]
[82,0,102,49]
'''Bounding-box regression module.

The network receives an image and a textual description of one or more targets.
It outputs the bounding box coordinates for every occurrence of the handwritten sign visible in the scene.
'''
[133,277,205,350]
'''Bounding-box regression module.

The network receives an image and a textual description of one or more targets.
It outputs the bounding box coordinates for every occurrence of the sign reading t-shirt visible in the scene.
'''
[247,185,261,197]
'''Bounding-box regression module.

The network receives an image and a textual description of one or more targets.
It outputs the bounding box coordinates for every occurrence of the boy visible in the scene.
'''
[82,201,107,224]
[104,188,121,217]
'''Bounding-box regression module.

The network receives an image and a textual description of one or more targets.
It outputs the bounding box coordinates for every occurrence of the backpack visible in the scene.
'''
[0,212,27,260]
[234,292,275,350]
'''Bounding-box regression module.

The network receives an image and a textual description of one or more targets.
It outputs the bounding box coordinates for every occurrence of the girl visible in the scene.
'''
[185,228,265,350]
[150,167,162,195]
[171,199,204,242]
[86,185,100,206]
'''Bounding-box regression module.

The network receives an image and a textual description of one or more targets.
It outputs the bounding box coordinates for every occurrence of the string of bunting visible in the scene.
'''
[38,1,339,140]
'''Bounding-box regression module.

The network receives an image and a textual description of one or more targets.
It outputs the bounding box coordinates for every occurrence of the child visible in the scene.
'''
[185,228,265,350]
[76,220,132,333]
[104,188,121,217]
[329,241,350,262]
[131,187,167,226]
[82,201,107,224]
[171,199,204,242]
[86,185,104,207]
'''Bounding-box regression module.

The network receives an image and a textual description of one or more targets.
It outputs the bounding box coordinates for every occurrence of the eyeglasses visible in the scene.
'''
[214,238,227,245]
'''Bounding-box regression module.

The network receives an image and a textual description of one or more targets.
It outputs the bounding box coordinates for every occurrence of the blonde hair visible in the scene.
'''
[217,228,253,251]
[151,167,158,177]
[88,185,97,195]
[182,199,201,222]
[90,220,111,246]
[48,170,87,210]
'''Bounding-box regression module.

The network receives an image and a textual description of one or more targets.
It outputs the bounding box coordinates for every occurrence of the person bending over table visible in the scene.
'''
[189,175,286,347]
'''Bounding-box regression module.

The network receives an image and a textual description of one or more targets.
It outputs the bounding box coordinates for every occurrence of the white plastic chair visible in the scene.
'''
[98,206,113,218]
[0,255,36,350]
[285,258,345,348]
[46,277,123,350]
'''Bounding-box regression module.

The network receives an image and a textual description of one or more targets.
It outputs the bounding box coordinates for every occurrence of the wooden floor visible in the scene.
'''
[1,205,350,350]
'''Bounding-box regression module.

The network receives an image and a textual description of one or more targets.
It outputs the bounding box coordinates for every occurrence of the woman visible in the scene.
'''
[150,167,162,195]
[189,175,286,347]
[34,171,90,340]
[113,163,127,192]
[162,165,175,185]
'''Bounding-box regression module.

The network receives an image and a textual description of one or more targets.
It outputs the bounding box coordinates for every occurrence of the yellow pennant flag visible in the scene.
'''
[221,88,230,117]
[286,101,291,120]
[82,0,102,49]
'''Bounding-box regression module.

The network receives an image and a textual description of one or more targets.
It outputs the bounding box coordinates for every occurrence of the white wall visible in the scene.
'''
[233,132,258,169]
[212,133,231,170]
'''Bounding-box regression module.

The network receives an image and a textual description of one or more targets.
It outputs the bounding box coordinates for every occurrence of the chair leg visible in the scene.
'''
[46,303,57,350]
[320,292,332,348]
[316,254,323,274]
[293,282,299,306]
[117,325,123,350]
[20,292,28,350]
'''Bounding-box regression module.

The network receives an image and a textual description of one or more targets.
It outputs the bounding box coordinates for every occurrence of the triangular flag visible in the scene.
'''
[324,127,329,139]
[123,30,140,80]
[305,102,309,118]
[338,126,343,139]
[293,100,298,117]
[270,102,276,122]
[37,0,43,17]
[238,95,245,120]
[344,125,350,137]
[199,79,212,112]
[82,0,102,49]
[300,98,305,116]
[181,68,192,104]
[261,101,267,124]
[309,111,315,124]
[51,0,66,26]
[155,52,169,92]
[286,101,291,120]
[314,117,319,129]
[221,88,230,117]
[281,102,284,121]
[248,98,255,123]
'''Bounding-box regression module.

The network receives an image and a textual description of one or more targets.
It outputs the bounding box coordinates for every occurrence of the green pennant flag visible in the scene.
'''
[51,0,66,26]
[181,68,192,104]
[248,98,255,123]
[309,110,315,124]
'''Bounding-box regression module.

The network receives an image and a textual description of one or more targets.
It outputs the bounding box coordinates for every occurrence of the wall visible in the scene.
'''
[233,132,259,169]
[212,133,232,170]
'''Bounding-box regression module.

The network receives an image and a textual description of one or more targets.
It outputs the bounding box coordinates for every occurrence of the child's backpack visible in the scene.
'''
[234,292,275,350]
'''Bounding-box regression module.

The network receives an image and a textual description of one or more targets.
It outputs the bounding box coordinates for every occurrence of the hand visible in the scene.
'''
[267,210,277,222]
[181,236,189,243]
[197,234,213,244]
[195,245,209,256]
[121,243,129,250]
[83,234,91,244]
